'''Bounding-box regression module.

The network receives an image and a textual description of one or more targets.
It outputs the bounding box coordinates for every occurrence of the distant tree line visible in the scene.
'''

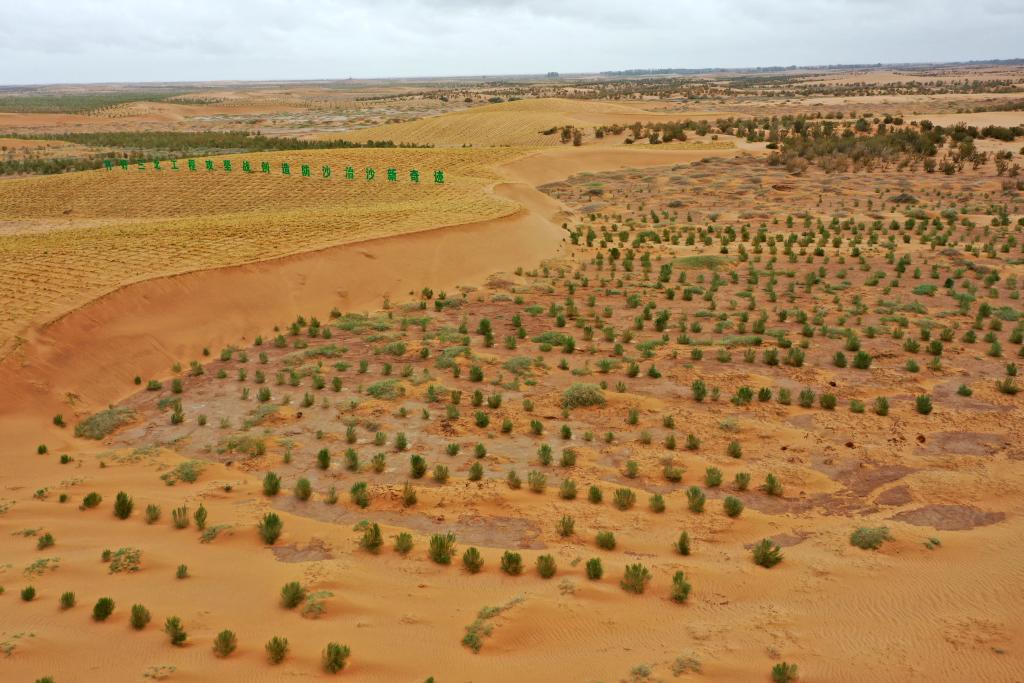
[0,131,430,176]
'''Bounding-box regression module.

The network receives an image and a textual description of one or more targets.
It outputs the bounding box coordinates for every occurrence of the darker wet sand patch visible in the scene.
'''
[890,505,1006,531]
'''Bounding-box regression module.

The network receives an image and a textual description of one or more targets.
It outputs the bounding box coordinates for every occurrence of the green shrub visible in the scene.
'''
[850,526,892,550]
[322,642,351,673]
[620,563,651,594]
[164,616,187,646]
[171,505,189,529]
[771,662,799,683]
[393,532,414,554]
[585,557,603,580]
[130,604,151,629]
[360,523,383,552]
[500,551,523,575]
[686,486,706,513]
[462,547,484,573]
[281,581,306,608]
[562,383,606,408]
[59,591,75,609]
[675,531,691,555]
[915,395,933,415]
[259,512,283,544]
[145,504,161,524]
[294,478,312,501]
[705,467,723,487]
[762,473,783,496]
[596,531,616,550]
[428,532,456,564]
[873,396,890,416]
[753,539,783,568]
[670,571,692,603]
[266,636,289,664]
[21,586,35,601]
[613,488,636,510]
[92,597,115,621]
[81,492,102,509]
[536,554,557,578]
[723,496,744,517]
[213,629,238,657]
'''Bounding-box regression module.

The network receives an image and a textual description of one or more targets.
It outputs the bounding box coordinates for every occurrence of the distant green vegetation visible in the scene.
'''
[0,131,430,176]
[672,255,731,269]
[0,90,187,114]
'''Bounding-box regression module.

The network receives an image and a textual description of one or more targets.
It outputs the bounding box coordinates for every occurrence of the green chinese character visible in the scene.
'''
[344,166,355,180]
[205,160,214,171]
[119,159,129,170]
[301,164,310,177]
[365,167,375,181]
[103,159,113,171]
[187,159,196,171]
[223,160,232,172]
[170,160,179,170]
[153,160,162,170]
[409,169,420,183]
[261,161,270,173]
[137,161,146,171]
[322,165,331,178]
[281,163,291,176]
[386,168,397,182]
[242,160,252,173]
[433,170,445,184]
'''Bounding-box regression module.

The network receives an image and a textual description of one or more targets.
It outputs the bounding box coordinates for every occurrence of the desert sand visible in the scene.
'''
[1,67,1024,683]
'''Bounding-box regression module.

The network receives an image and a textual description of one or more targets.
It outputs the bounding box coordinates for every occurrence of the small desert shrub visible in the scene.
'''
[394,532,414,554]
[596,531,616,550]
[762,473,783,496]
[360,522,383,552]
[462,547,484,573]
[772,662,799,683]
[259,512,283,544]
[212,629,238,658]
[873,396,890,416]
[670,571,692,603]
[536,554,557,578]
[176,564,189,579]
[294,478,312,501]
[21,586,36,601]
[428,532,456,564]
[686,486,706,513]
[194,504,207,530]
[723,496,744,518]
[727,440,742,458]
[81,491,102,509]
[500,551,523,575]
[675,531,691,556]
[528,470,547,493]
[620,563,651,594]
[562,383,605,408]
[585,557,603,580]
[130,603,151,630]
[266,636,289,664]
[588,485,603,503]
[850,526,892,550]
[753,538,783,568]
[705,467,723,487]
[281,581,306,609]
[145,504,161,524]
[649,493,665,513]
[165,616,187,646]
[915,395,933,415]
[556,515,575,537]
[171,506,189,529]
[613,488,636,510]
[60,591,76,609]
[322,642,351,673]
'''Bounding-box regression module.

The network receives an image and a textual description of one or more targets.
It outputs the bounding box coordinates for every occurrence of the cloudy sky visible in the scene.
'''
[1,0,1021,85]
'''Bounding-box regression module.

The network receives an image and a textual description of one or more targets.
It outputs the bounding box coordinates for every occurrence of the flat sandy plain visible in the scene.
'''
[1,66,1024,682]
